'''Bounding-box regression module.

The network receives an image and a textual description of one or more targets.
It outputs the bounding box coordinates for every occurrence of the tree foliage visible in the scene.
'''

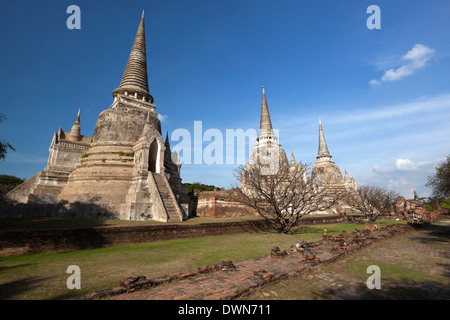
[184,182,222,193]
[425,155,450,198]
[0,114,15,161]
[0,174,24,196]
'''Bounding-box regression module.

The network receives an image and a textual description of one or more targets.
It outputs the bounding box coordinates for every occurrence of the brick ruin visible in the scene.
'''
[74,213,449,300]
[193,190,258,218]
[191,187,437,221]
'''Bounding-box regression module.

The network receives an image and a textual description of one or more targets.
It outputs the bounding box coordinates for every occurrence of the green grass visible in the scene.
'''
[0,214,369,231]
[289,219,406,237]
[0,231,307,299]
[0,218,408,300]
[240,219,449,300]
[0,215,265,231]
[0,220,379,300]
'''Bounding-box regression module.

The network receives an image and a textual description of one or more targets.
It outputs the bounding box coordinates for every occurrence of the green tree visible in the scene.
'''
[184,182,222,193]
[426,155,450,198]
[0,114,15,161]
[0,174,24,196]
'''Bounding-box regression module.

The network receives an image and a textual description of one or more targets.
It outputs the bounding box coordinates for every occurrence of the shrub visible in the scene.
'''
[0,174,25,196]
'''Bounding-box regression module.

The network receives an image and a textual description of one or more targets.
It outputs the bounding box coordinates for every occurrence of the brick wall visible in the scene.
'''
[195,190,258,218]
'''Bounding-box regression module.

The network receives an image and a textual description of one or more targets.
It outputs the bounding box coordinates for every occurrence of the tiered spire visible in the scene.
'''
[290,150,296,166]
[258,86,274,140]
[317,118,332,161]
[113,11,153,103]
[68,109,82,141]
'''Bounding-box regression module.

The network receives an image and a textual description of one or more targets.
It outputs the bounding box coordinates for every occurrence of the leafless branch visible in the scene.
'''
[232,163,346,233]
[344,185,399,221]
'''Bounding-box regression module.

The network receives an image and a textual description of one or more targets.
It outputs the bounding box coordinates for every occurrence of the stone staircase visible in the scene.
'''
[152,173,183,222]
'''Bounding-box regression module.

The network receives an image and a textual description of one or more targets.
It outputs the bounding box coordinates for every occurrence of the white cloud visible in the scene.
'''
[373,164,393,173]
[387,178,417,199]
[387,177,412,188]
[326,92,450,125]
[158,114,168,122]
[375,157,442,174]
[402,44,435,61]
[372,44,435,83]
[395,158,418,171]
[368,157,444,198]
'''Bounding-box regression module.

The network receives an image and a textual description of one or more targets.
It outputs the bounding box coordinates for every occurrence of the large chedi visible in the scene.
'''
[311,118,357,192]
[8,12,188,222]
[245,87,289,175]
[311,118,358,213]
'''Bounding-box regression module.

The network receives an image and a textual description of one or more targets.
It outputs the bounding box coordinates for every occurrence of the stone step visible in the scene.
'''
[152,173,182,222]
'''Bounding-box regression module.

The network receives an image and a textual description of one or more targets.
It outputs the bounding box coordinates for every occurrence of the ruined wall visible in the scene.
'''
[195,191,258,218]
[47,137,89,172]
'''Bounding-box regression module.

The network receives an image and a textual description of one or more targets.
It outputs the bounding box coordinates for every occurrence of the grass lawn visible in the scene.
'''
[0,218,406,300]
[239,218,449,300]
[0,215,265,231]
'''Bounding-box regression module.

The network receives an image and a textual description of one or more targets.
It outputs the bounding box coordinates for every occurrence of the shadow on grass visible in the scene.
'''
[413,220,450,279]
[0,276,53,300]
[312,279,450,300]
[414,222,450,244]
[0,264,31,273]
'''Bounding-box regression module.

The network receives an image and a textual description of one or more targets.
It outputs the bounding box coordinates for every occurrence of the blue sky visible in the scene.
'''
[0,0,449,199]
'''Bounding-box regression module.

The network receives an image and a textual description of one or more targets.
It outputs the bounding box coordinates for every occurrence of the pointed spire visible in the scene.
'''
[165,131,170,146]
[290,149,296,166]
[68,109,82,141]
[259,86,274,138]
[75,108,80,123]
[317,118,332,161]
[113,10,153,103]
[344,169,349,181]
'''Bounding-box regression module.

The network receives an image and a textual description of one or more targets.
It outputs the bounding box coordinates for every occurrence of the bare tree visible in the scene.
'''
[233,162,346,234]
[345,185,399,222]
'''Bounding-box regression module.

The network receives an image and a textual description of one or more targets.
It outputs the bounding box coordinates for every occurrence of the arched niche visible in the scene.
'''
[148,139,159,173]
